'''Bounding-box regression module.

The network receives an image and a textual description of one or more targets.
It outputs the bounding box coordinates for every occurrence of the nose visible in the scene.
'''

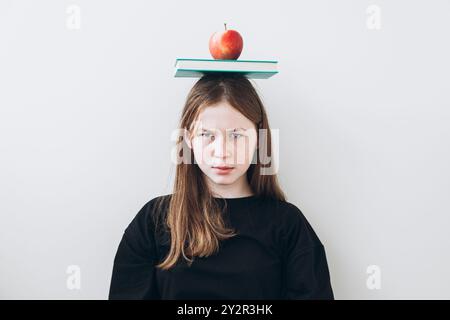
[212,134,232,159]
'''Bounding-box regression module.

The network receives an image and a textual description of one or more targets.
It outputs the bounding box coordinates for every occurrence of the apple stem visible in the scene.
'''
[224,23,227,30]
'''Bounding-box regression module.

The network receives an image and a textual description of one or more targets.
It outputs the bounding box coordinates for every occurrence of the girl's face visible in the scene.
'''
[186,101,258,188]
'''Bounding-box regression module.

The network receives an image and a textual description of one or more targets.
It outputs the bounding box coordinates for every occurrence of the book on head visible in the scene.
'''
[174,58,278,79]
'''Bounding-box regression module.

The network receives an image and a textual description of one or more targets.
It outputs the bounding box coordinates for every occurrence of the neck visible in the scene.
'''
[205,174,254,198]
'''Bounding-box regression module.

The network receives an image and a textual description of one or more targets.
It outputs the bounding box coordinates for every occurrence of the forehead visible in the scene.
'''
[193,101,254,131]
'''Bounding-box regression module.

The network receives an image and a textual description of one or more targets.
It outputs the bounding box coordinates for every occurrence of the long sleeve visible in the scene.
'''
[108,201,160,299]
[281,203,334,300]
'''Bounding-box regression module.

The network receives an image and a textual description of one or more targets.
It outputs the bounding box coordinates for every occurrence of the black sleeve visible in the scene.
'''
[108,200,160,300]
[281,203,334,300]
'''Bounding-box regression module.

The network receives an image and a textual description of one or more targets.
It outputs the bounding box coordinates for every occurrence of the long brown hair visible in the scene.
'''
[156,72,286,270]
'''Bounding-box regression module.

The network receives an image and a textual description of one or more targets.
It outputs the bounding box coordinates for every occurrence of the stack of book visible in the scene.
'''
[174,58,278,79]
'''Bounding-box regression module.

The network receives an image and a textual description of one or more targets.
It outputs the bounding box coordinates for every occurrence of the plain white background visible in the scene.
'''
[1,0,449,299]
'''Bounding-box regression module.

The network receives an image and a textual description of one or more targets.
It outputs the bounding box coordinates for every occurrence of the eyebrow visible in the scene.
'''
[200,127,247,132]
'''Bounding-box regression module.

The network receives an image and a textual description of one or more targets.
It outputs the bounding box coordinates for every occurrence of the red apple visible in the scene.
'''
[209,23,243,60]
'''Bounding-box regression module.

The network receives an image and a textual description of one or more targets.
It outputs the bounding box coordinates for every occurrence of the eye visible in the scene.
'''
[230,133,244,139]
[200,132,214,140]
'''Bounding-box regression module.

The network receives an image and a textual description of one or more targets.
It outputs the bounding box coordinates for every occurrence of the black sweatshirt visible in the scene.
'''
[108,194,334,300]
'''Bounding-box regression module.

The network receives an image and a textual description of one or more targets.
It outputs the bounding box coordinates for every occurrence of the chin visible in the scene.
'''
[210,176,235,185]
[207,173,237,185]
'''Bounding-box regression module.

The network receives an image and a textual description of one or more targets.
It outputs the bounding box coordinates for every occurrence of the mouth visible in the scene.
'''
[212,166,234,170]
[212,166,235,174]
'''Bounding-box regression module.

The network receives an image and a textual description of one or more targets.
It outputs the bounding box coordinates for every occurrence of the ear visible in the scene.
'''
[184,129,193,149]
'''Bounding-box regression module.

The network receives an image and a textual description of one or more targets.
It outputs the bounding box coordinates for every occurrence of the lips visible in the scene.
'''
[212,166,234,170]
[212,166,235,175]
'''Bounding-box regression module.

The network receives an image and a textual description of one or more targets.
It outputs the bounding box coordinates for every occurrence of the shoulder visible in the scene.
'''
[277,200,309,225]
[124,194,172,238]
[141,193,172,219]
[265,198,323,249]
[259,197,309,225]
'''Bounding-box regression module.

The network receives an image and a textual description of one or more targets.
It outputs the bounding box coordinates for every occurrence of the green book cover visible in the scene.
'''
[174,58,279,79]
